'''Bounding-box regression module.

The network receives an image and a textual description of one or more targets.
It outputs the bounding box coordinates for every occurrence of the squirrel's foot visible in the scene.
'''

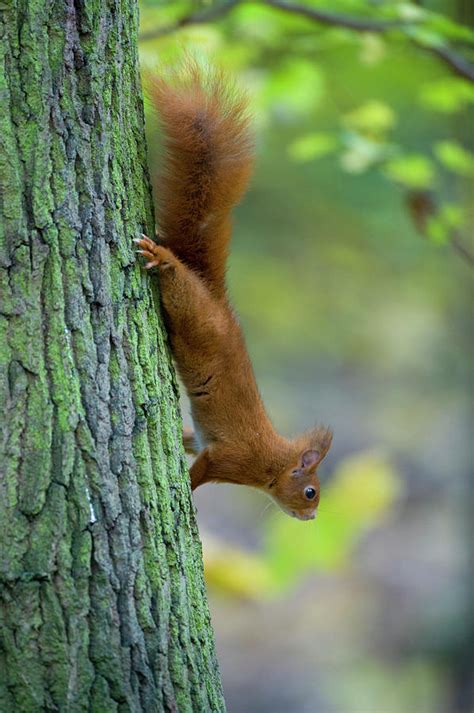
[134,234,174,270]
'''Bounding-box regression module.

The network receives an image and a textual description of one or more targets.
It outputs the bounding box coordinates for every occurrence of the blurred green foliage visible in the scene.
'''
[419,76,474,112]
[138,0,472,585]
[265,451,402,581]
[138,3,472,711]
[202,451,402,596]
[140,0,473,262]
[326,659,448,713]
[203,535,275,598]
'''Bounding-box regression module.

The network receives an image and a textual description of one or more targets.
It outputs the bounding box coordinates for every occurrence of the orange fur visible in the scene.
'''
[137,64,332,520]
[147,61,253,299]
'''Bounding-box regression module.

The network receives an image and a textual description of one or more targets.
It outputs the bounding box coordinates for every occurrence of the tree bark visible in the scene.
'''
[0,1,225,711]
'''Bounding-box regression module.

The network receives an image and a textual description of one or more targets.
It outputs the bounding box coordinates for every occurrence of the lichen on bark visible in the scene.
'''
[0,1,225,710]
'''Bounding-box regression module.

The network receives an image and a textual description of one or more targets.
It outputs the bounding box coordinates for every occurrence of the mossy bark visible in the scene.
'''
[0,1,225,711]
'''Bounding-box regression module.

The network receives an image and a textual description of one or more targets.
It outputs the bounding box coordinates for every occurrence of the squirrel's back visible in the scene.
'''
[148,63,254,299]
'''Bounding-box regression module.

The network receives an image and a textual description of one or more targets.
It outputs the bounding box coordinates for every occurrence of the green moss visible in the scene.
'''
[90,676,119,713]
[39,585,70,703]
[1,0,225,708]
[24,484,67,576]
[18,376,53,515]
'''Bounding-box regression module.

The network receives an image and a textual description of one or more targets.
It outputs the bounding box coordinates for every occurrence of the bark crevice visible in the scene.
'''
[0,1,225,710]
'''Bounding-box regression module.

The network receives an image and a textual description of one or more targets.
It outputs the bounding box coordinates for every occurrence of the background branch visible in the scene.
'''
[262,0,415,32]
[139,0,240,42]
[139,0,474,83]
[424,44,474,83]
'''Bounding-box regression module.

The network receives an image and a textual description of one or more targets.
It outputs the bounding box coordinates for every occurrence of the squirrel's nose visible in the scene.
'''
[293,511,316,521]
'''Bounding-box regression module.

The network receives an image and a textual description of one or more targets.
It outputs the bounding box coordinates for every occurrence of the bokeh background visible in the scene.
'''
[139,2,473,711]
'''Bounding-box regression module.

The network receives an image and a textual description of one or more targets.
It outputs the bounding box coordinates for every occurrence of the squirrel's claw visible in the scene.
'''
[137,250,156,261]
[135,234,161,268]
[135,234,157,251]
[135,236,173,270]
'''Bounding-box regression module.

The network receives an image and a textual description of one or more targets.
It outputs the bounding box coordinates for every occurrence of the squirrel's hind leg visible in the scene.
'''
[182,427,199,455]
[190,448,211,490]
[135,234,227,342]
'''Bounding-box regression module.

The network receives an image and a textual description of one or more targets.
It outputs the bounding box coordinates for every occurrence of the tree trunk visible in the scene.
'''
[0,2,225,711]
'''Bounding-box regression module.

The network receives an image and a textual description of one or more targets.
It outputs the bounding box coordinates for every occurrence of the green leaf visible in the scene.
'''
[340,133,394,174]
[263,60,325,117]
[438,203,464,229]
[288,132,337,163]
[343,100,396,137]
[426,203,464,245]
[384,155,436,189]
[404,25,445,49]
[419,78,474,114]
[426,216,449,245]
[396,3,427,22]
[426,12,474,44]
[434,141,474,177]
[358,34,386,66]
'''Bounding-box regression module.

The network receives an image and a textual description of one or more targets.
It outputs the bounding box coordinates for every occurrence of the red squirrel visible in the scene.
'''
[135,64,332,520]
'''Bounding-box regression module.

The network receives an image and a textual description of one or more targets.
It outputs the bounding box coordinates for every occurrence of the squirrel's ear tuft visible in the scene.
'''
[301,449,321,469]
[308,426,333,464]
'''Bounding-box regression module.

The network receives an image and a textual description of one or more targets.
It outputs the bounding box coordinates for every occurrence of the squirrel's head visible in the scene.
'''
[269,427,332,520]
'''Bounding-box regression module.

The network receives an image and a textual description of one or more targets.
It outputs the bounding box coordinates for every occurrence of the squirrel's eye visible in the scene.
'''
[304,486,317,500]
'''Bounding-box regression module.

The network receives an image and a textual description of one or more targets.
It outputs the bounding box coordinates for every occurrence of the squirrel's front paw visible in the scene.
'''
[134,234,174,270]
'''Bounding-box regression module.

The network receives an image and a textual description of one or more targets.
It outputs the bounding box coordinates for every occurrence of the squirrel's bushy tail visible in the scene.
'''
[148,62,254,299]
